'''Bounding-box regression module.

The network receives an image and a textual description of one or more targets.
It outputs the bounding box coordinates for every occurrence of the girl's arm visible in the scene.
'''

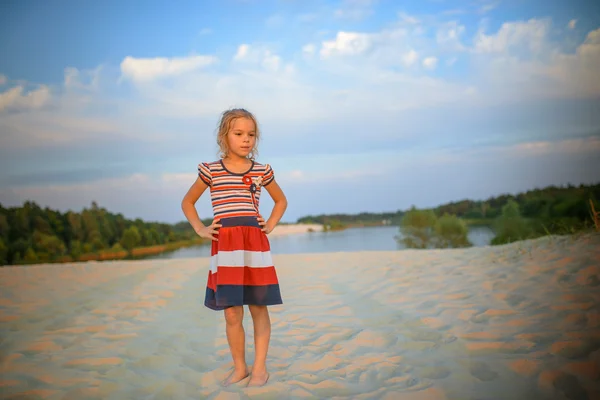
[181,177,220,240]
[263,180,288,234]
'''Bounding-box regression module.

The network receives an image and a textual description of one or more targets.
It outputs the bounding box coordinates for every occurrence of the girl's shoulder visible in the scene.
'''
[251,160,274,173]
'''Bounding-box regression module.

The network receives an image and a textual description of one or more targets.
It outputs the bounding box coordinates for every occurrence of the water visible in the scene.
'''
[147,226,496,260]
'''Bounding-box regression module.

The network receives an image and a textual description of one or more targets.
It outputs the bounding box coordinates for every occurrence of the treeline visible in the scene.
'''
[297,183,600,233]
[0,201,207,266]
[298,211,401,227]
[398,195,599,249]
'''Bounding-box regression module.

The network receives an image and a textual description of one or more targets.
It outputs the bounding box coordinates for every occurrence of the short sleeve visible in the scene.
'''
[198,162,212,186]
[263,164,275,186]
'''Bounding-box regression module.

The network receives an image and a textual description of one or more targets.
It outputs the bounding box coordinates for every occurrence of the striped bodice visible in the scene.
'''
[198,159,274,220]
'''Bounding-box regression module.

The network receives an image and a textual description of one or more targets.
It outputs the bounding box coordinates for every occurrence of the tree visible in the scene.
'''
[434,213,472,248]
[397,207,437,249]
[23,247,38,264]
[491,200,532,245]
[121,226,141,254]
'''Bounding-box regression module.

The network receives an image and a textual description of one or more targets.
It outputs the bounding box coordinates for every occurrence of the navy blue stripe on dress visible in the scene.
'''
[219,216,261,228]
[204,285,283,311]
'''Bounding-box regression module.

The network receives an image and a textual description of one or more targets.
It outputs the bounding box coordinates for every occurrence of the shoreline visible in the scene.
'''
[269,223,323,237]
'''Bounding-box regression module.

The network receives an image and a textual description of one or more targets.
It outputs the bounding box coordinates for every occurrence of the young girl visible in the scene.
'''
[181,108,287,388]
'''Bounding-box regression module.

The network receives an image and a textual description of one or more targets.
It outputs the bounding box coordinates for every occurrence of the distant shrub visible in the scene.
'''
[111,242,125,252]
[397,207,437,249]
[323,219,346,231]
[491,200,533,245]
[433,213,472,248]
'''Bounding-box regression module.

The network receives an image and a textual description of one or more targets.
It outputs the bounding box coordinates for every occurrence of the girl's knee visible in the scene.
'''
[224,306,244,325]
[248,305,268,316]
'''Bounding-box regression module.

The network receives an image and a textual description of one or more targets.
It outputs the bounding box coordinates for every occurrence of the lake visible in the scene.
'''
[147,226,496,260]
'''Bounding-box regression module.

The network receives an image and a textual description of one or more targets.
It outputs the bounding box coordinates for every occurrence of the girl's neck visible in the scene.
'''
[223,155,250,165]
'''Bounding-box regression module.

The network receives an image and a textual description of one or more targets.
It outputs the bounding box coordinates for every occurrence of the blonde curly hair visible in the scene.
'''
[216,108,260,160]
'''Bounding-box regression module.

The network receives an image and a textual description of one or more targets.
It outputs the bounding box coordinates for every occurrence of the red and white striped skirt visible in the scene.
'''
[204,216,283,310]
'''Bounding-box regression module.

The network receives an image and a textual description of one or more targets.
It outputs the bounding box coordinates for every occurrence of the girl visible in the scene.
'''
[181,108,288,388]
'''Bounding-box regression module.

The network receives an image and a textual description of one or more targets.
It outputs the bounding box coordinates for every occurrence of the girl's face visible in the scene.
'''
[226,117,256,159]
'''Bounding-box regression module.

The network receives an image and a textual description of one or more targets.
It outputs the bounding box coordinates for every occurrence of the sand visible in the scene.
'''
[1,232,599,399]
[268,224,322,237]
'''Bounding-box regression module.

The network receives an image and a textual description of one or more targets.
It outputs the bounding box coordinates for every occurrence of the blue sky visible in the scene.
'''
[1,0,599,223]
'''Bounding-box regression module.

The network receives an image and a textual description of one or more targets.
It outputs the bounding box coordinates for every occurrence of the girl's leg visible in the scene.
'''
[247,305,271,386]
[223,306,248,385]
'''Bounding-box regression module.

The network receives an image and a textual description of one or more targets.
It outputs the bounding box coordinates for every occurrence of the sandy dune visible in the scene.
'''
[1,233,599,399]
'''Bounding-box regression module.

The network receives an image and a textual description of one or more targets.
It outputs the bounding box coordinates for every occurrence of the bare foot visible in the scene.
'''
[247,371,270,387]
[222,368,249,387]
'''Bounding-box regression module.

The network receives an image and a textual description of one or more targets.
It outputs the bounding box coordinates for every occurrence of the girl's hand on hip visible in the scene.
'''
[257,215,272,234]
[196,219,221,241]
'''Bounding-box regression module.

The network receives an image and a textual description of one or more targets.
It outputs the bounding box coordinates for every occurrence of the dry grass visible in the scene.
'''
[590,198,600,232]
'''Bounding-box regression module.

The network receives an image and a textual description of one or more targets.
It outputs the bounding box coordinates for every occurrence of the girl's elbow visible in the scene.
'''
[181,198,193,210]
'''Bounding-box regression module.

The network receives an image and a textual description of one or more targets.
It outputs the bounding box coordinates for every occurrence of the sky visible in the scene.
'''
[1,0,600,224]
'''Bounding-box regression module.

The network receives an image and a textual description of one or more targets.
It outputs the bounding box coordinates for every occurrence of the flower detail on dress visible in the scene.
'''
[242,175,252,185]
[252,176,264,187]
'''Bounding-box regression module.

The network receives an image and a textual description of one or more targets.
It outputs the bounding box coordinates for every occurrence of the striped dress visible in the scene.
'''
[198,159,283,311]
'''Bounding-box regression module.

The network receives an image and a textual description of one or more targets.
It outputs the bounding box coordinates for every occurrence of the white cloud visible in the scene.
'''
[436,21,466,51]
[472,24,600,100]
[402,49,419,66]
[474,18,550,55]
[64,65,103,91]
[423,57,438,70]
[262,50,281,72]
[0,85,51,112]
[232,44,290,74]
[120,54,217,82]
[320,31,372,58]
[568,19,577,30]
[234,44,250,61]
[317,13,450,69]
[398,12,420,25]
[478,1,499,14]
[545,28,600,97]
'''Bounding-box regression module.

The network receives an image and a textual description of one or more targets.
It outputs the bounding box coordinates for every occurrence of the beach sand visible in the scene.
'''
[1,232,599,399]
[268,224,322,238]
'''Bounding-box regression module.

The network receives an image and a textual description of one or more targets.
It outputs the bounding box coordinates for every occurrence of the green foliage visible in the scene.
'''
[490,200,533,245]
[398,208,472,249]
[298,211,401,226]
[434,213,472,248]
[398,207,437,248]
[322,219,347,231]
[111,242,125,252]
[0,200,201,266]
[121,226,141,254]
